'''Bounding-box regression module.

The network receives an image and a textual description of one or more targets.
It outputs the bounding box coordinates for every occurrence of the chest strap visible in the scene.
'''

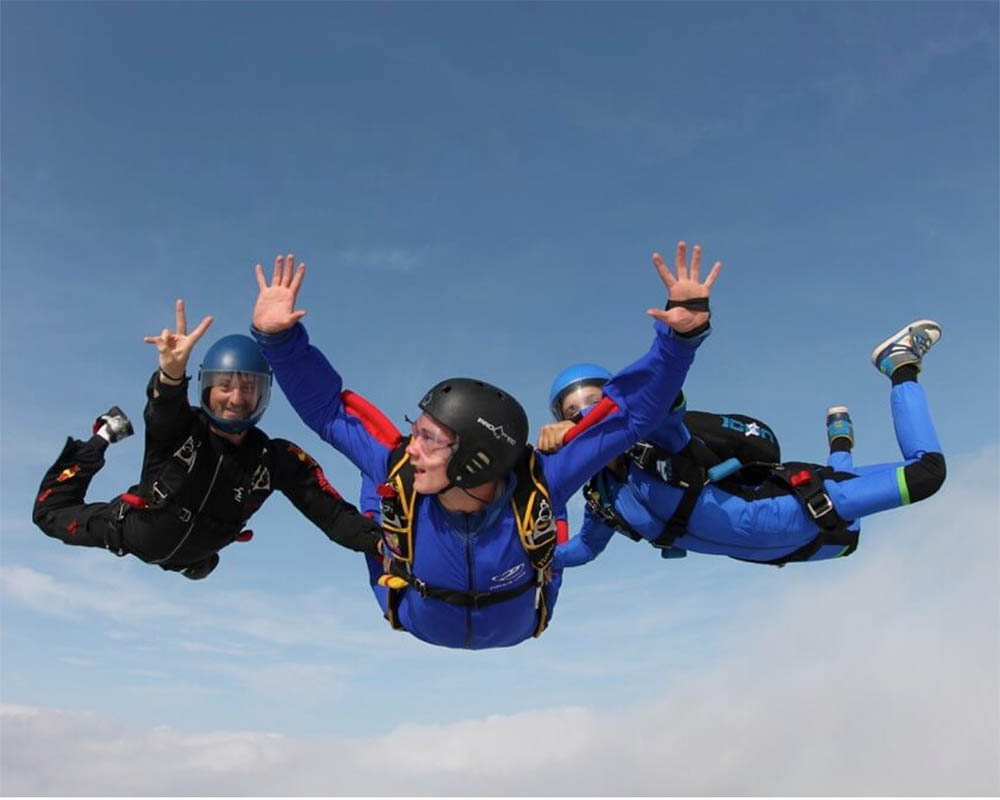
[377,438,553,636]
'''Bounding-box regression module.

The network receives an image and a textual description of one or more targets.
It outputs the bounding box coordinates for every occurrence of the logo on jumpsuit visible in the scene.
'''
[491,562,526,589]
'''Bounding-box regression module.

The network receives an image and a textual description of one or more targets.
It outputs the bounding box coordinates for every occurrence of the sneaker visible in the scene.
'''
[93,406,134,443]
[871,319,942,378]
[826,405,853,449]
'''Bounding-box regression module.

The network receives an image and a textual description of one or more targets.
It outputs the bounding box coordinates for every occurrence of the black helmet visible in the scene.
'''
[418,377,528,487]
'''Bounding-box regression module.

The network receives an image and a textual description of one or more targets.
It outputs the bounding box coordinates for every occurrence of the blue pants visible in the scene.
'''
[677,382,945,562]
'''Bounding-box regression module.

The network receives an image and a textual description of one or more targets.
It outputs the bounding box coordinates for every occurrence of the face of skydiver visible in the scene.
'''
[405,412,459,494]
[206,372,264,427]
[559,384,605,423]
[559,384,622,470]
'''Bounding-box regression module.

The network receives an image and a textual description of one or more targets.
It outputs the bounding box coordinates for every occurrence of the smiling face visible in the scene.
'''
[558,384,604,422]
[405,412,458,494]
[207,372,262,425]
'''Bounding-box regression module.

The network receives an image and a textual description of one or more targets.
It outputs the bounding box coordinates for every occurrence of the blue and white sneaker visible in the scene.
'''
[871,320,942,378]
[826,406,853,449]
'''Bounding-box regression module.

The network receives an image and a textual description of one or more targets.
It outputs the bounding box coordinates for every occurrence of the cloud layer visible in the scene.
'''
[3,447,997,795]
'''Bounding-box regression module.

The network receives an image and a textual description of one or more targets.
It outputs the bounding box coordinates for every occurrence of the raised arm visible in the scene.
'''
[143,298,213,389]
[250,254,395,483]
[142,299,213,439]
[542,240,722,507]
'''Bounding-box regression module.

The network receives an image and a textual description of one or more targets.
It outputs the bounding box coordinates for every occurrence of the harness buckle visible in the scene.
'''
[805,492,834,519]
[177,507,192,523]
[629,441,654,469]
[151,481,168,504]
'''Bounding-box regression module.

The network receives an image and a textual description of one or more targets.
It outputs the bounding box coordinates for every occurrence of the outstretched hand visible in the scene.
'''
[646,241,722,333]
[143,299,213,379]
[253,254,307,334]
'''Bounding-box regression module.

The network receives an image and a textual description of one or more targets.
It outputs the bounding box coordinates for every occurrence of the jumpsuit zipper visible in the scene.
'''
[154,454,224,563]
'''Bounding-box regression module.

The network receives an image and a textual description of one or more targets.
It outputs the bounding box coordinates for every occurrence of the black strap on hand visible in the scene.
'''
[665,298,710,312]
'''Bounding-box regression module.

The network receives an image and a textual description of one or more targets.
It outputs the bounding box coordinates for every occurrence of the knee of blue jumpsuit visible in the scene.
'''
[903,452,946,503]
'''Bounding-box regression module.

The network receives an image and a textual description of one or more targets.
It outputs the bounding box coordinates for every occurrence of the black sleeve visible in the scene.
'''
[270,438,382,555]
[143,371,196,444]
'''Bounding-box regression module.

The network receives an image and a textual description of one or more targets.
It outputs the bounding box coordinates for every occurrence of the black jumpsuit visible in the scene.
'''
[32,371,381,578]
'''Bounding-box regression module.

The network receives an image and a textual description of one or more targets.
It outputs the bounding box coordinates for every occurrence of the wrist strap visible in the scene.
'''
[665,297,710,312]
[159,368,185,382]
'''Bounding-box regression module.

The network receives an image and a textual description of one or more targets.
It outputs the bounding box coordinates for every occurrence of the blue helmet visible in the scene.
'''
[198,334,273,433]
[548,363,612,421]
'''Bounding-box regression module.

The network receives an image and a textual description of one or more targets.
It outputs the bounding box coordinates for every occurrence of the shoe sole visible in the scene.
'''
[870,319,942,366]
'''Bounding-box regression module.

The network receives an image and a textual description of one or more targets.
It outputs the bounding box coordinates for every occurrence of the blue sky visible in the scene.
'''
[1,1,997,794]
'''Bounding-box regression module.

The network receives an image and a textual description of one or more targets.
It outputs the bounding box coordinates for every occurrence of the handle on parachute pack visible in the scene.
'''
[707,457,742,483]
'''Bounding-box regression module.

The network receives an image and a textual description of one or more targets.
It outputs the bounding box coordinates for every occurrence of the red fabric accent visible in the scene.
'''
[66,519,78,535]
[312,467,343,500]
[120,492,148,509]
[790,470,812,487]
[235,530,253,542]
[364,511,376,519]
[561,396,620,445]
[37,488,54,504]
[556,518,569,545]
[376,484,396,498]
[286,443,317,467]
[56,465,80,482]
[341,390,403,449]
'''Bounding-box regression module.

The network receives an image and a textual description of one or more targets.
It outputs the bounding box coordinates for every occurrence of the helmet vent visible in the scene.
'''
[465,451,491,475]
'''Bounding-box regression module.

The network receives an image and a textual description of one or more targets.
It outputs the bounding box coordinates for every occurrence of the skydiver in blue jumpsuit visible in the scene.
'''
[248,241,722,649]
[540,321,946,568]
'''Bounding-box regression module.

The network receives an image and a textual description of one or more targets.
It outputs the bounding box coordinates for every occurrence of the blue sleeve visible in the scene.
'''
[647,393,692,453]
[359,473,382,518]
[554,508,616,569]
[541,321,706,508]
[252,323,392,483]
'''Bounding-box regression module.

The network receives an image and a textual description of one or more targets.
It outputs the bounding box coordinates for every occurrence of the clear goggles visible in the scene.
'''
[405,414,457,454]
[555,383,605,423]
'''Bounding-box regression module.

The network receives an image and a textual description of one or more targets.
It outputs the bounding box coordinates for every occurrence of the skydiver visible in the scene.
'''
[537,321,946,568]
[249,239,721,649]
[32,300,383,580]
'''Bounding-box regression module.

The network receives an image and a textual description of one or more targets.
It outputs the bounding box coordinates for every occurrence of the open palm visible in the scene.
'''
[253,253,307,334]
[646,241,722,333]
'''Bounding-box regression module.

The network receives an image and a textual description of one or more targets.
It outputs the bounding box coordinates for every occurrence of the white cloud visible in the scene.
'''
[0,562,390,653]
[3,446,997,795]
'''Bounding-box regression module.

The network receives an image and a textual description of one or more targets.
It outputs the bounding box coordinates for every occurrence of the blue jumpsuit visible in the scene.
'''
[555,381,945,568]
[253,320,705,648]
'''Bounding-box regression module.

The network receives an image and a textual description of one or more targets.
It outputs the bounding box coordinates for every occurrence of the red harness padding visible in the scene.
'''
[120,492,148,509]
[341,390,403,448]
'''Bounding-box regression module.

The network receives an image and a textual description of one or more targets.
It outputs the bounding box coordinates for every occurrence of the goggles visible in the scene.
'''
[405,415,457,454]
